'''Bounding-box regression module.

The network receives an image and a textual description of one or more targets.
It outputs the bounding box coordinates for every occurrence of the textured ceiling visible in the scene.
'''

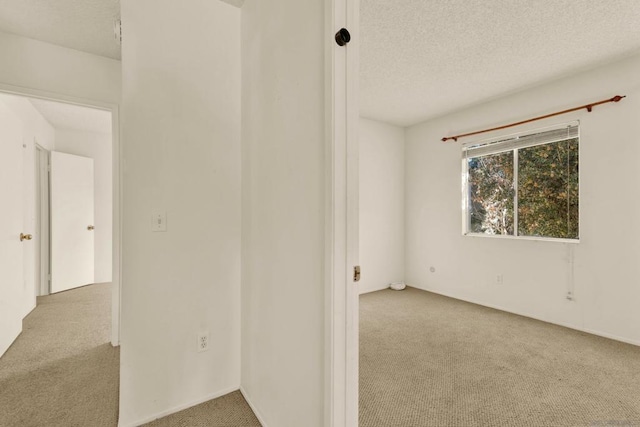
[0,0,121,59]
[29,98,112,134]
[360,0,640,126]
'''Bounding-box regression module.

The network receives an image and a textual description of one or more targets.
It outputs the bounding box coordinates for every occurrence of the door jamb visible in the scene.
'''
[325,0,359,426]
[0,82,122,347]
[35,143,51,296]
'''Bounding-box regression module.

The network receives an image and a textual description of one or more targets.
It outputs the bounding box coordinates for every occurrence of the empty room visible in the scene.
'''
[358,1,640,426]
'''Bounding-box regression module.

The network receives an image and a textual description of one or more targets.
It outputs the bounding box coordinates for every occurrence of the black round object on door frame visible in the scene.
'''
[335,28,351,46]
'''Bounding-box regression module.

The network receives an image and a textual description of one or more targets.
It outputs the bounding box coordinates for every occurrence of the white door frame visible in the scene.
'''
[35,144,51,296]
[325,0,359,426]
[0,83,122,347]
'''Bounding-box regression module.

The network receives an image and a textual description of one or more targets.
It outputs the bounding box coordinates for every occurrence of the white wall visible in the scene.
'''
[55,129,113,284]
[119,0,241,425]
[0,31,121,105]
[405,54,640,345]
[241,0,326,425]
[359,118,405,294]
[0,93,55,317]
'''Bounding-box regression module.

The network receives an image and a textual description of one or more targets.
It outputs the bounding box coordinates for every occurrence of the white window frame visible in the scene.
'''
[461,121,581,243]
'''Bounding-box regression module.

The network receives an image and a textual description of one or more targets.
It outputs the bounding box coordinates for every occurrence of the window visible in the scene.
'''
[463,123,579,240]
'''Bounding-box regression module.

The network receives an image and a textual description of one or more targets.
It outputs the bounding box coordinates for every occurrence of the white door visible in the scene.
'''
[0,101,25,357]
[50,151,94,293]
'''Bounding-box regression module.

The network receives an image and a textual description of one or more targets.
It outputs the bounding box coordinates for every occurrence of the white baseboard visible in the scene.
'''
[359,285,390,295]
[240,386,269,427]
[118,385,239,427]
[580,328,640,347]
[23,302,37,319]
[411,284,640,347]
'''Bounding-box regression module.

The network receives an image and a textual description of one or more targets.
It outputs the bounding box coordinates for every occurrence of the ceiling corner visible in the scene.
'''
[219,0,245,8]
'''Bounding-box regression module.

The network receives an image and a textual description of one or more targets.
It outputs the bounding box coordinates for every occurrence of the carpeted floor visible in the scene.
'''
[8,283,637,426]
[0,283,119,427]
[359,287,640,427]
[144,391,261,427]
[0,283,260,427]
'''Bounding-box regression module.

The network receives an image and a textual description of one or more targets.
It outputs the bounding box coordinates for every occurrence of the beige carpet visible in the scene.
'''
[0,283,119,427]
[144,391,261,427]
[0,283,260,427]
[359,287,640,427]
[9,283,637,426]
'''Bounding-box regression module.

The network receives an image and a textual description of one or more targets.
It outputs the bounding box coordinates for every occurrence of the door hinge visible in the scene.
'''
[114,19,122,45]
[353,265,361,282]
[48,273,51,282]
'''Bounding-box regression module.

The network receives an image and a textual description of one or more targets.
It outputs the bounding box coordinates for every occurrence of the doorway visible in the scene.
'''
[0,90,121,424]
[0,88,120,353]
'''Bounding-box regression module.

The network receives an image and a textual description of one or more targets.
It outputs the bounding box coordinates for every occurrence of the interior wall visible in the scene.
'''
[359,118,405,294]
[55,129,113,284]
[241,0,326,425]
[405,54,640,345]
[0,93,55,317]
[0,31,121,105]
[119,0,241,425]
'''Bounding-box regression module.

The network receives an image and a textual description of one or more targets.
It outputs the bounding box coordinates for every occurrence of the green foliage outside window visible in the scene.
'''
[468,152,514,235]
[518,139,579,239]
[467,138,579,239]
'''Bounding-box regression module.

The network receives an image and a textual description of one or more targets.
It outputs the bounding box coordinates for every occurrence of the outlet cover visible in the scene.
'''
[197,331,209,353]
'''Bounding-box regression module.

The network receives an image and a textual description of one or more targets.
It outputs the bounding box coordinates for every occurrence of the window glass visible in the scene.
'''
[517,138,579,239]
[468,151,514,235]
[463,124,579,241]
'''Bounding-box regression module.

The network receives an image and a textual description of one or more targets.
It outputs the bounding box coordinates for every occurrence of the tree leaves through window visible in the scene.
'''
[467,137,578,239]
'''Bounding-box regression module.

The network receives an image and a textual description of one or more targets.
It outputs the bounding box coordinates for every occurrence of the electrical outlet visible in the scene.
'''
[496,274,504,284]
[197,332,209,353]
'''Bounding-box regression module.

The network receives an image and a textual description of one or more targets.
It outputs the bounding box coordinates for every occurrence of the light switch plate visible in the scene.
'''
[152,211,167,232]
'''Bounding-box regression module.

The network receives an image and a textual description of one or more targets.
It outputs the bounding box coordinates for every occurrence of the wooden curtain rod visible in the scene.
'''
[441,95,626,142]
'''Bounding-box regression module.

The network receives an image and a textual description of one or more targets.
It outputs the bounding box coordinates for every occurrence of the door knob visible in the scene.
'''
[20,233,33,242]
[87,225,95,231]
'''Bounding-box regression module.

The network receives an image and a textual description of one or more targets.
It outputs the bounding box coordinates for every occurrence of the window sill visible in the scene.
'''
[463,232,580,244]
